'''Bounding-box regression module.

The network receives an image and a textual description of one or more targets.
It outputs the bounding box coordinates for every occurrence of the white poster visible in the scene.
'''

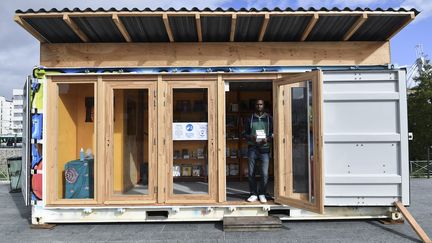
[173,122,208,140]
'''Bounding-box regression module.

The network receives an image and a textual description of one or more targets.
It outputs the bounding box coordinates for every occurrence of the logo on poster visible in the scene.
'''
[186,124,194,131]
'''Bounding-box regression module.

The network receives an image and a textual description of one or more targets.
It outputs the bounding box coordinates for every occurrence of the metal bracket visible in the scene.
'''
[83,208,93,215]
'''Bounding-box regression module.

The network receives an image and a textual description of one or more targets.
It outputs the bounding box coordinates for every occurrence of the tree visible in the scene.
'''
[408,58,432,160]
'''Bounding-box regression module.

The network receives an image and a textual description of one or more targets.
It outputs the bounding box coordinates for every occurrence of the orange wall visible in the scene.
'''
[57,84,94,198]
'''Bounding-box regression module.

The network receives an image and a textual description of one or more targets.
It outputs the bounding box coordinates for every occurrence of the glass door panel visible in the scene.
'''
[113,89,149,195]
[172,89,209,195]
[57,83,96,200]
[166,81,217,202]
[273,71,323,214]
[106,82,157,202]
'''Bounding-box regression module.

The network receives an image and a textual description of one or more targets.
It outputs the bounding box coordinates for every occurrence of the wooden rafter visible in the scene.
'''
[162,14,174,42]
[63,14,89,42]
[230,14,237,42]
[300,13,319,41]
[386,13,416,40]
[343,13,368,41]
[195,14,202,42]
[14,16,48,43]
[112,13,132,42]
[258,14,270,42]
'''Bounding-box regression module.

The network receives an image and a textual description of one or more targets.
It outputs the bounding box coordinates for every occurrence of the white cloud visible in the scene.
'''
[0,0,232,98]
[296,0,380,8]
[401,0,432,20]
[0,0,429,98]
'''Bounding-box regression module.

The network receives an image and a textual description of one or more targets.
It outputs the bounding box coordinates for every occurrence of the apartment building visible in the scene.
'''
[12,89,24,136]
[0,96,13,135]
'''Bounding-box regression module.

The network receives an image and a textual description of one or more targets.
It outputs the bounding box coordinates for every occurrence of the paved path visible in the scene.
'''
[0,179,431,242]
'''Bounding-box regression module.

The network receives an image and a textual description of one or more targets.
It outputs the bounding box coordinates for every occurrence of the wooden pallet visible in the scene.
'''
[30,224,56,230]
[223,216,282,232]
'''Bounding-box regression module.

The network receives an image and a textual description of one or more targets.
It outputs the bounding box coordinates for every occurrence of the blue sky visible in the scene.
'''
[0,0,431,98]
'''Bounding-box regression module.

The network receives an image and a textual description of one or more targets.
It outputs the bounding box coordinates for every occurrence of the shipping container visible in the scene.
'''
[15,7,417,224]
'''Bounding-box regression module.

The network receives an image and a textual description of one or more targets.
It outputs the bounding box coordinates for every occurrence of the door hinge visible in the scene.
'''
[282,138,285,143]
[284,186,286,192]
[154,186,158,193]
[282,100,284,105]
[153,138,156,145]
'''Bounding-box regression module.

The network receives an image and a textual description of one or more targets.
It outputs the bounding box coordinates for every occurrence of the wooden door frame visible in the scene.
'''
[272,70,324,214]
[45,76,99,206]
[163,78,218,204]
[103,80,158,204]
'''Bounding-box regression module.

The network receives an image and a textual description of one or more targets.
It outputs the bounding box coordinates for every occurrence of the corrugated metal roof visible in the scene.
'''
[15,7,420,14]
[169,16,198,42]
[120,16,169,42]
[234,16,264,42]
[264,15,311,41]
[22,17,81,43]
[71,16,125,42]
[15,7,419,43]
[202,16,231,42]
[307,16,359,41]
[350,15,411,41]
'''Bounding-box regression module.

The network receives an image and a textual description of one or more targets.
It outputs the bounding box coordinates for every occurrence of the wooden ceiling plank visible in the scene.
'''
[112,13,132,42]
[300,13,319,41]
[63,14,89,42]
[343,13,368,41]
[14,16,48,43]
[163,14,175,42]
[258,14,270,42]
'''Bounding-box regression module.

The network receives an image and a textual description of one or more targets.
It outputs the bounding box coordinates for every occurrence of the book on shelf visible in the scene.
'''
[229,164,239,176]
[173,150,181,159]
[182,149,189,159]
[181,165,192,177]
[173,164,181,177]
[192,165,202,177]
[196,148,205,159]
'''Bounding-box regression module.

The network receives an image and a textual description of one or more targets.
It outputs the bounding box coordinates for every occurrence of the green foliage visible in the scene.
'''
[408,58,432,160]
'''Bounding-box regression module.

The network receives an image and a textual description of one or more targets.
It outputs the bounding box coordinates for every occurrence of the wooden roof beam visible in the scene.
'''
[63,14,89,42]
[195,14,202,42]
[230,14,237,42]
[386,12,416,40]
[300,13,319,41]
[14,16,48,43]
[112,13,132,42]
[343,13,368,41]
[163,14,174,42]
[258,14,270,42]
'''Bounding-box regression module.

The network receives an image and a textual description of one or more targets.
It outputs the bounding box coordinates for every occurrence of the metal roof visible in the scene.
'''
[15,7,418,43]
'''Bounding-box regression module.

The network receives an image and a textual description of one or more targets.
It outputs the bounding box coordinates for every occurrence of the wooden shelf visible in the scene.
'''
[173,158,206,162]
[173,176,208,182]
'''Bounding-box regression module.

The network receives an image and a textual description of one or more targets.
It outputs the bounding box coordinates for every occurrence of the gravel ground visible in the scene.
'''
[0,179,431,243]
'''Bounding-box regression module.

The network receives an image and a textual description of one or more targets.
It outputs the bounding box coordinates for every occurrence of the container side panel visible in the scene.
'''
[322,70,407,206]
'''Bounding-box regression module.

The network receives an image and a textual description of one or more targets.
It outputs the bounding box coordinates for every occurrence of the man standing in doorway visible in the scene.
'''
[244,99,273,203]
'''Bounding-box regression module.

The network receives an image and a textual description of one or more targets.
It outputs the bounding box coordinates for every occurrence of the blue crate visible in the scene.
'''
[64,159,94,199]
